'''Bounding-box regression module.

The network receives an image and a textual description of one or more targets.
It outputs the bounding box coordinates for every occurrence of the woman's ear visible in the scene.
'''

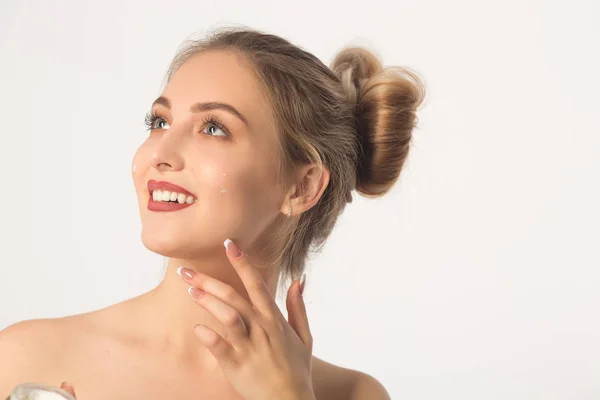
[281,164,330,217]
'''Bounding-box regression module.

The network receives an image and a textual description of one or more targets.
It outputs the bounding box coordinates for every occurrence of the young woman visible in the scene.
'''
[0,27,425,400]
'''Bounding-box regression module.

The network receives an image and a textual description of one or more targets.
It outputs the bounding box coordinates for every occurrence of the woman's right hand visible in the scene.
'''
[59,382,77,399]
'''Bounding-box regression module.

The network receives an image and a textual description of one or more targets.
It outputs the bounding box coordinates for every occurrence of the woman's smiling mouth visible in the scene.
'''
[147,179,197,212]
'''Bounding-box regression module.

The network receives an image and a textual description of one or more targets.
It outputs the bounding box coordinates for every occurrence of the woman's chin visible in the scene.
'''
[140,230,219,259]
[140,226,181,248]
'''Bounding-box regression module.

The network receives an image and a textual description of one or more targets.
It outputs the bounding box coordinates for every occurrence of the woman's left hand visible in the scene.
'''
[177,239,315,400]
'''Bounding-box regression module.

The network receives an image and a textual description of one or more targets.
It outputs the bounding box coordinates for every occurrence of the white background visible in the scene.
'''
[1,1,599,399]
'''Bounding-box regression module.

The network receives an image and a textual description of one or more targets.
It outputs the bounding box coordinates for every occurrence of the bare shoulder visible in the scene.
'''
[0,317,72,396]
[0,303,137,397]
[0,317,70,362]
[312,356,391,400]
[350,370,391,400]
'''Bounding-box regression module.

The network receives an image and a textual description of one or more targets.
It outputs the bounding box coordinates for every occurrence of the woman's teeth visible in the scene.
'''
[152,190,196,204]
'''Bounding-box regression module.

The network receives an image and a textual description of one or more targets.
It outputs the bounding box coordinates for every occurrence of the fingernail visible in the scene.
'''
[188,286,205,299]
[224,239,243,258]
[300,273,306,295]
[177,266,196,280]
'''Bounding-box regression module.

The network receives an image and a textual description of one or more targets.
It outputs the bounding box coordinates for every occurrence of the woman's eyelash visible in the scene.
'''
[143,111,231,139]
[144,111,164,131]
[201,113,231,138]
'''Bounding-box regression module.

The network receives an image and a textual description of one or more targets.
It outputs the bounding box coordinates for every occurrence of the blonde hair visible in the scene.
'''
[164,27,426,293]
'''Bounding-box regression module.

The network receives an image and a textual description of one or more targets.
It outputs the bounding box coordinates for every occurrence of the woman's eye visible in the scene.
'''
[155,118,170,130]
[203,123,227,137]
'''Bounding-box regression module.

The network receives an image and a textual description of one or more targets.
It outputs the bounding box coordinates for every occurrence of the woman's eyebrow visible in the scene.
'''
[151,96,249,126]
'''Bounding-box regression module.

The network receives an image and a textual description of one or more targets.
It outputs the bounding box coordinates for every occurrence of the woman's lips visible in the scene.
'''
[146,179,197,212]
[147,196,195,212]
[147,179,196,197]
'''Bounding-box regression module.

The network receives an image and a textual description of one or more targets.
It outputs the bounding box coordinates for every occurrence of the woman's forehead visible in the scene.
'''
[164,50,268,115]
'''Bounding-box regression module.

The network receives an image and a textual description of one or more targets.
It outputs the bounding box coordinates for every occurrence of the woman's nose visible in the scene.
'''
[150,150,184,171]
[149,124,189,171]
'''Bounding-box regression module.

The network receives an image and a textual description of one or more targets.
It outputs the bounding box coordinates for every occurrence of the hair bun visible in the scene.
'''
[331,47,382,105]
[331,47,426,197]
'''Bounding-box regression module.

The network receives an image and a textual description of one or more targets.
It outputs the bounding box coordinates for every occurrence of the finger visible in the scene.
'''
[177,266,255,318]
[187,286,250,348]
[60,381,77,398]
[223,239,280,318]
[193,324,237,367]
[285,276,313,350]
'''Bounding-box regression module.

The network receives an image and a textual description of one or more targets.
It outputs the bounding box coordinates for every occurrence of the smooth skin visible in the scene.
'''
[0,50,390,400]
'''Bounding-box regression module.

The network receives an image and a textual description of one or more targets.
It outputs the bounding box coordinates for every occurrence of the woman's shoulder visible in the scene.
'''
[311,356,391,400]
[0,308,128,396]
[0,308,114,350]
[0,316,75,396]
[0,316,72,356]
[0,316,391,400]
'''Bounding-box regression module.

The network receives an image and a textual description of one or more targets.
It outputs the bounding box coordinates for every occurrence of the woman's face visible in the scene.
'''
[131,50,285,258]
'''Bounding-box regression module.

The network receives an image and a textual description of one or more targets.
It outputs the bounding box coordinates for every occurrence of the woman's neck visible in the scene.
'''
[130,251,281,361]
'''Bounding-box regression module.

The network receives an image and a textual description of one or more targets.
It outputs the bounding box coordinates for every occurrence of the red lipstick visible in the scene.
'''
[147,180,196,212]
[147,180,195,197]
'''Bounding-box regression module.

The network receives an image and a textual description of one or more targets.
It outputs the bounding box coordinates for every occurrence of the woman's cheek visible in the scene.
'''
[196,160,229,194]
[199,153,254,198]
[211,169,262,212]
[219,172,229,195]
[131,152,144,193]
